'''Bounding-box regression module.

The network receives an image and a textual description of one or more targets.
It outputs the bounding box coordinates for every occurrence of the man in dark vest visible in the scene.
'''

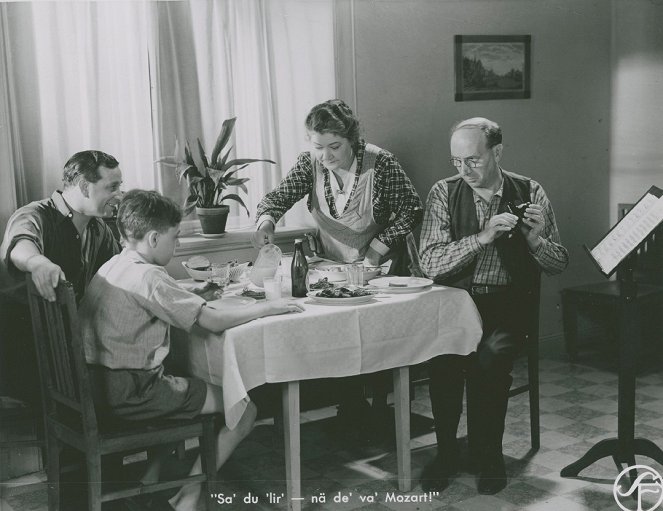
[418,118,568,494]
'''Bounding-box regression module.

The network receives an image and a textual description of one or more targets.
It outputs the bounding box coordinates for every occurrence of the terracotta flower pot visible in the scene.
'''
[196,206,229,235]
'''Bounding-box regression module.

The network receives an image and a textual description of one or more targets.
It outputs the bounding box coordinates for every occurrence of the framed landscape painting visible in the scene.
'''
[454,35,531,101]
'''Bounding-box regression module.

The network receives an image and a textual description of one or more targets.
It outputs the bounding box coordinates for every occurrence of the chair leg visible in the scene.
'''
[528,351,540,450]
[86,451,103,511]
[46,433,60,511]
[200,418,218,511]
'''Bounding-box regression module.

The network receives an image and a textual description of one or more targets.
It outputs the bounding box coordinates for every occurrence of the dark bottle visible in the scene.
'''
[291,238,309,297]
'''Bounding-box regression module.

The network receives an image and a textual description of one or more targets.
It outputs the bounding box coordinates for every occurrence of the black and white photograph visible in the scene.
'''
[0,1,662,511]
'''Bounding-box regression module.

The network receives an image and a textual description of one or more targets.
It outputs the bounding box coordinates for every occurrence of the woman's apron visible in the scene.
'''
[309,143,386,263]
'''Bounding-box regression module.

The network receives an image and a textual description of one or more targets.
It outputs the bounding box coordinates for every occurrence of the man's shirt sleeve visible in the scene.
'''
[419,180,483,280]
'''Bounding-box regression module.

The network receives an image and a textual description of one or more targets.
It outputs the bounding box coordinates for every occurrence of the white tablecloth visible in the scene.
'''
[172,285,482,429]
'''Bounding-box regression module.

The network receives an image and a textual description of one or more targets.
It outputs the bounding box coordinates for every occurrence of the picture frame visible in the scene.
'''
[454,35,531,101]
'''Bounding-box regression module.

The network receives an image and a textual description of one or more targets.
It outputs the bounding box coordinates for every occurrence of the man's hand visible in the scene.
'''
[520,203,545,250]
[251,220,275,249]
[477,212,519,245]
[28,256,65,302]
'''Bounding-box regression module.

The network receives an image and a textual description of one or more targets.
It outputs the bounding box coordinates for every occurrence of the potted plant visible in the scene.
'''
[158,117,275,235]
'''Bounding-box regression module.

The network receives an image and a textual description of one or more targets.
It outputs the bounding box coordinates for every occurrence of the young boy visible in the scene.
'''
[80,189,303,511]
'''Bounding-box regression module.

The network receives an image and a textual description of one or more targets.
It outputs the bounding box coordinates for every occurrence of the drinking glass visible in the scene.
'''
[346,263,365,286]
[263,276,283,301]
[208,263,231,291]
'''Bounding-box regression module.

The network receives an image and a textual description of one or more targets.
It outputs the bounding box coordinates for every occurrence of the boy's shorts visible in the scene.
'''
[88,364,207,421]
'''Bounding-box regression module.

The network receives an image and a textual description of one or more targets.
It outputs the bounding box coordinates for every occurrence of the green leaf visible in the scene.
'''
[184,141,195,166]
[211,118,237,165]
[197,138,209,169]
[221,158,275,173]
[182,194,199,217]
[177,164,198,182]
[220,193,250,216]
[207,167,225,188]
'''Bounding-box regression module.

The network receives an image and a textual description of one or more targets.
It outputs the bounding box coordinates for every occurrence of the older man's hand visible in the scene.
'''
[478,213,519,245]
[520,203,545,250]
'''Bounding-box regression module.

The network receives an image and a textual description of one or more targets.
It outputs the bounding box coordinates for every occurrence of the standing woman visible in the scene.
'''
[252,99,423,269]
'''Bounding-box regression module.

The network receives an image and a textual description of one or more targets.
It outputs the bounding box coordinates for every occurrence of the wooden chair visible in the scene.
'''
[406,232,541,449]
[561,204,663,361]
[506,280,541,450]
[26,277,218,511]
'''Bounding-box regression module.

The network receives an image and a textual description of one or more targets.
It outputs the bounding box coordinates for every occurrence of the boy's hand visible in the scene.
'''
[265,299,304,316]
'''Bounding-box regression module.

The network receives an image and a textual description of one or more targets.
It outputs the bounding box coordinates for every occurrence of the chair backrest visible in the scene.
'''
[616,203,663,285]
[25,277,99,437]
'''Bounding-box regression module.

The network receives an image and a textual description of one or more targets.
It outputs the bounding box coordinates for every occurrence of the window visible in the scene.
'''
[1,0,335,233]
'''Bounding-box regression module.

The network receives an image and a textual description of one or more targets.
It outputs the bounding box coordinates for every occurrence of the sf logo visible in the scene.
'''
[613,465,663,511]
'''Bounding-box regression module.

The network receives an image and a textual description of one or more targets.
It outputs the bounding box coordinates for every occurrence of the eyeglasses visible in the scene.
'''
[449,157,482,169]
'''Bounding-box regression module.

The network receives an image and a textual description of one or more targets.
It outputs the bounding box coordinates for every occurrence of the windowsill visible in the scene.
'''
[174,225,312,257]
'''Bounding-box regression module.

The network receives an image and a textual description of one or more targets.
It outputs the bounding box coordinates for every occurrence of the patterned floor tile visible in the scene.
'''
[2,351,662,511]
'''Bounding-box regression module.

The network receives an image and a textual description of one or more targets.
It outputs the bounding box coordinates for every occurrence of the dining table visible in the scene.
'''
[172,275,482,511]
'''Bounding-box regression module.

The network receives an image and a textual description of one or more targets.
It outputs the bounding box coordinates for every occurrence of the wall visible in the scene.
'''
[610,0,663,222]
[340,0,613,339]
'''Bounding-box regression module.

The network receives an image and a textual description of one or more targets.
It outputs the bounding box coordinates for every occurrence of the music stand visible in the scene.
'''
[560,186,663,483]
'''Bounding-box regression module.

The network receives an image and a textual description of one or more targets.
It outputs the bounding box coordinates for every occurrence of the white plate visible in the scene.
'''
[367,276,434,293]
[207,296,256,308]
[306,291,374,305]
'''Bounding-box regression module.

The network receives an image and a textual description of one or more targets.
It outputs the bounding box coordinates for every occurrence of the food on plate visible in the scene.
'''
[240,287,266,300]
[309,277,335,290]
[187,255,211,271]
[389,281,409,287]
[314,287,373,298]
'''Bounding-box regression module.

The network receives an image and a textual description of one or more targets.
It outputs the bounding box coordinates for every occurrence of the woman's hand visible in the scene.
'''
[252,220,275,248]
[363,246,382,267]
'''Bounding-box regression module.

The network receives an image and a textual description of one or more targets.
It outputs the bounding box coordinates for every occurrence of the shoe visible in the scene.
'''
[420,455,459,492]
[477,460,507,495]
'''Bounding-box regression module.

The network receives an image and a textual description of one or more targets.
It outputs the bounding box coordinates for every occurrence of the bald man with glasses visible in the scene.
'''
[418,118,568,495]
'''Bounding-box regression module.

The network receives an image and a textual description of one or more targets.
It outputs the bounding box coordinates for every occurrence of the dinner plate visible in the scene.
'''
[306,291,374,305]
[367,276,434,293]
[207,296,256,308]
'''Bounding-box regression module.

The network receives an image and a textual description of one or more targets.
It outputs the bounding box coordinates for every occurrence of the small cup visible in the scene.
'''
[263,276,283,301]
[346,263,364,286]
[208,263,231,289]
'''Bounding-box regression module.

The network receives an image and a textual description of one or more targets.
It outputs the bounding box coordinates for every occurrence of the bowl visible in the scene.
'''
[181,261,212,281]
[248,266,278,287]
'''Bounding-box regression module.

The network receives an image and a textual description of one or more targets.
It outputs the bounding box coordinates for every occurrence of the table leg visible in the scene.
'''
[393,367,411,492]
[282,381,301,511]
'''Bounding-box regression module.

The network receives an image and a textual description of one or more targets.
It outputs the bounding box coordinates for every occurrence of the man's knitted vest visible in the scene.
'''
[437,171,541,292]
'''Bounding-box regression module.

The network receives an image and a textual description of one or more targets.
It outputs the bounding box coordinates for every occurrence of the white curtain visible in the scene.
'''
[2,0,335,230]
[0,5,25,236]
[155,0,336,229]
[4,1,157,201]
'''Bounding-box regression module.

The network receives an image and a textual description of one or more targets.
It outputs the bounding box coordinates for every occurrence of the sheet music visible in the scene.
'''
[590,193,663,275]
